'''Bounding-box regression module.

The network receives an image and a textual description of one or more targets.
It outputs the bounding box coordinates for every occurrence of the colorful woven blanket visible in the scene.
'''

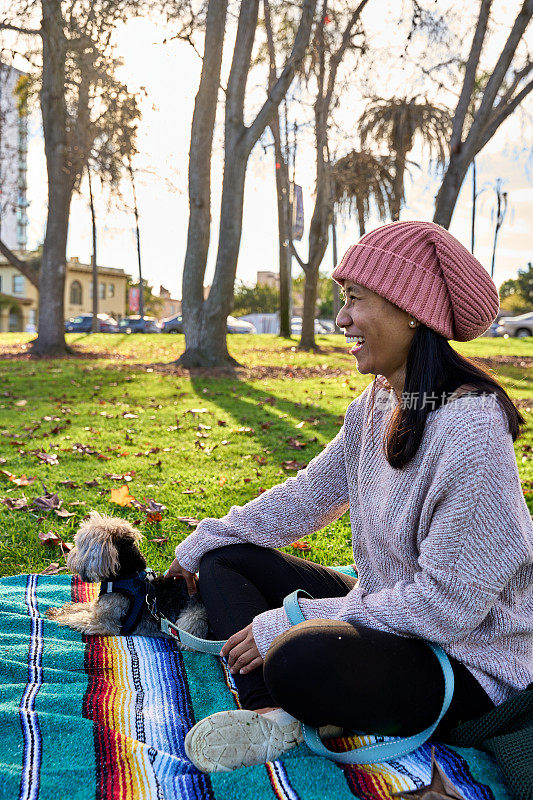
[0,573,512,800]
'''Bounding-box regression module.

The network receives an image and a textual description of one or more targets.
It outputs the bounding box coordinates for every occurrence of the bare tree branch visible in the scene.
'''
[496,58,533,107]
[0,239,39,287]
[324,0,369,111]
[477,75,533,151]
[449,0,492,152]
[466,0,533,148]
[0,21,40,35]
[244,0,316,153]
[290,241,308,270]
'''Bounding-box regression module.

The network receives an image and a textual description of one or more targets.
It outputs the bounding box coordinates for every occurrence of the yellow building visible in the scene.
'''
[158,285,182,318]
[0,254,129,332]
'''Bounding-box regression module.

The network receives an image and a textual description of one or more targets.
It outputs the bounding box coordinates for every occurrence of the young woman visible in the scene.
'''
[167,221,533,774]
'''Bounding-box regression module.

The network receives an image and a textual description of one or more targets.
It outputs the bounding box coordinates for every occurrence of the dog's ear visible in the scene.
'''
[68,511,143,582]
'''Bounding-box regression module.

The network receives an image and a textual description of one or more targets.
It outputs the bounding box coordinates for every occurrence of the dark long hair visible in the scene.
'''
[372,325,526,470]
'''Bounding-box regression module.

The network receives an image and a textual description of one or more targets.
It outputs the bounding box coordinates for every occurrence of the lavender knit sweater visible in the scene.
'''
[174,378,533,705]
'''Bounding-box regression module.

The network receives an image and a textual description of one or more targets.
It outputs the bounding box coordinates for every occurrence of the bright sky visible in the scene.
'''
[22,1,533,300]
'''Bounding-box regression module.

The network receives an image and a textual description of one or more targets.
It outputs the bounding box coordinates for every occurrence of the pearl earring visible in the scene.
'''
[409,320,416,327]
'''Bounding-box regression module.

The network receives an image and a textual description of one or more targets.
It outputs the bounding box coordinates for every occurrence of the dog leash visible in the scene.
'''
[149,577,456,764]
[159,617,225,654]
[283,589,455,764]
[147,573,226,654]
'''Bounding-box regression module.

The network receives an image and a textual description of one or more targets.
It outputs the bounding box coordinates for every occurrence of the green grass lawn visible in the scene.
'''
[0,332,532,578]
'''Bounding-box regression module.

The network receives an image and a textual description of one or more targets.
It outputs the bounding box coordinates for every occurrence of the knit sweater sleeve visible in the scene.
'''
[252,402,533,659]
[172,389,369,573]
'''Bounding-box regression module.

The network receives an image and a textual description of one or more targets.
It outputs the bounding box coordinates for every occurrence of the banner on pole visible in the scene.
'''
[128,287,140,313]
[291,183,304,241]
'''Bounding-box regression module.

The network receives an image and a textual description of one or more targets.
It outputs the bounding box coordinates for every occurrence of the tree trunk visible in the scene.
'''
[264,0,291,339]
[180,0,229,364]
[88,167,98,332]
[299,99,331,351]
[32,0,72,356]
[275,148,292,338]
[390,151,406,222]
[300,263,320,349]
[433,153,470,229]
[178,0,316,367]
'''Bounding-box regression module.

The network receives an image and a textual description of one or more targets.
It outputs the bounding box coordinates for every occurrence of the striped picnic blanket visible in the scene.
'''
[0,572,512,800]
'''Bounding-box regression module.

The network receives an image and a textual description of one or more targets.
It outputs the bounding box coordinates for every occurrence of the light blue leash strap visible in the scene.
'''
[160,616,226,654]
[283,589,455,765]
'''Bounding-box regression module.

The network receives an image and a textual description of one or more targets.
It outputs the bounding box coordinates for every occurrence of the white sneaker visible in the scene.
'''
[184,708,304,773]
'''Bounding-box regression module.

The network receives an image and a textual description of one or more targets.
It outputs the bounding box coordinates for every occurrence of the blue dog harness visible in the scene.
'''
[98,569,157,635]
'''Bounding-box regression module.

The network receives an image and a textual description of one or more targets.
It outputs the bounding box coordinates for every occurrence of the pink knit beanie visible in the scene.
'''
[331,220,500,341]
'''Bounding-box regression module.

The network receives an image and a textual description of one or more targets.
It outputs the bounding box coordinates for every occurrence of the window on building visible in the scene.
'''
[70,280,83,305]
[12,275,24,294]
[108,283,115,297]
[99,282,106,300]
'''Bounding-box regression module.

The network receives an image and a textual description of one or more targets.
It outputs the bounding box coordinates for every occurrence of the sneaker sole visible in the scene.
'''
[184,709,303,772]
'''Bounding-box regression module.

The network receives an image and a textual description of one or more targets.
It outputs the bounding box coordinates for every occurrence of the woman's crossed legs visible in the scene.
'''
[197,543,494,739]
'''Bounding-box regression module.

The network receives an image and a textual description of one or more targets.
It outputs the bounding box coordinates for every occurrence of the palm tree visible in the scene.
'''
[359,97,452,221]
[331,150,395,235]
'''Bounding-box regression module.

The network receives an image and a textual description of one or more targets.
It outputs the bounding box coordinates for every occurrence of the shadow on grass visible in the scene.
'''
[187,372,353,463]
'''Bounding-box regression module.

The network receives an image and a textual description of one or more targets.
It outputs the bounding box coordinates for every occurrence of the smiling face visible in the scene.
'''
[336,280,419,397]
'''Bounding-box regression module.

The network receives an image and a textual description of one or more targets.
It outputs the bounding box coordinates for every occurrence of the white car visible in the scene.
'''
[291,317,330,335]
[227,316,257,334]
[496,312,533,338]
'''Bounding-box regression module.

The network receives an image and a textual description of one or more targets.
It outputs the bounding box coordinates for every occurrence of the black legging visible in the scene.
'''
[197,543,495,740]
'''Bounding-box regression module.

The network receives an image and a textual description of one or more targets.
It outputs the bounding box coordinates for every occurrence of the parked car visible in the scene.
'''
[227,315,256,334]
[161,314,183,333]
[317,319,336,333]
[64,313,118,333]
[291,317,330,335]
[118,316,162,334]
[495,311,533,338]
[160,314,256,334]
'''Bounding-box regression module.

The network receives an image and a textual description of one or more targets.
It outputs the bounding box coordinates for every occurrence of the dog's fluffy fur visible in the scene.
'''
[46,511,209,648]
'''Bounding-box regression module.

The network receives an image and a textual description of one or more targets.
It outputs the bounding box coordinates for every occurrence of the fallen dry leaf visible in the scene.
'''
[55,508,75,518]
[1,471,36,486]
[150,537,168,545]
[40,562,68,575]
[36,452,59,465]
[177,516,200,527]
[291,540,311,551]
[110,484,136,507]
[38,531,63,547]
[58,479,80,489]
[287,438,306,449]
[33,492,62,512]
[282,460,307,471]
[1,496,29,510]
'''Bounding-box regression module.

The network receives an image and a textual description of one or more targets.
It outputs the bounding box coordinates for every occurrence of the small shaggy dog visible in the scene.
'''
[46,511,209,647]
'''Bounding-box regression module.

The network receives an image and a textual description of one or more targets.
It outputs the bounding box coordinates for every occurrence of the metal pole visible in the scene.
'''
[491,179,508,280]
[331,210,341,332]
[128,158,144,321]
[88,167,98,333]
[471,158,476,254]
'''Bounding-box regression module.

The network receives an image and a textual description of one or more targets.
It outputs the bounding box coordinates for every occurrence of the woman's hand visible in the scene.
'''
[165,558,198,597]
[220,623,264,675]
